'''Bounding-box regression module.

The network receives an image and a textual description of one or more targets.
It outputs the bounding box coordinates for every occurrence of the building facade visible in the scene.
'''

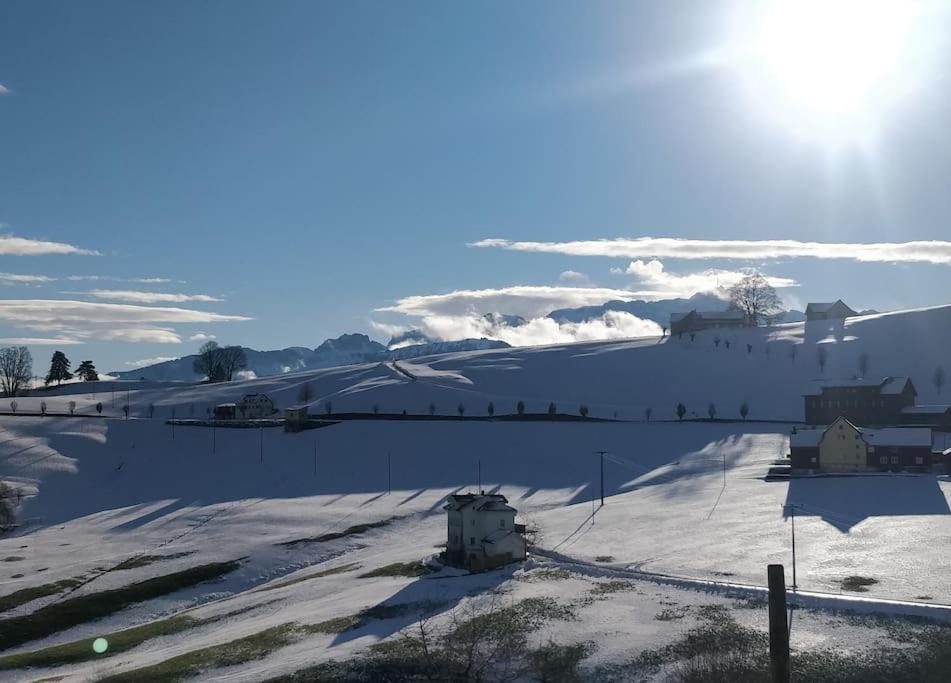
[805,300,858,321]
[803,377,917,426]
[790,417,933,473]
[239,393,275,418]
[444,493,526,571]
[670,309,746,336]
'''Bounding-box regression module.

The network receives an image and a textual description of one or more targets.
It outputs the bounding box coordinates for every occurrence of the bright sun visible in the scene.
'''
[732,0,945,143]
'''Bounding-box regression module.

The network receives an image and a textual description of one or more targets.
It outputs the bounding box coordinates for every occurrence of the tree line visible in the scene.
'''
[192,341,247,383]
[0,347,101,396]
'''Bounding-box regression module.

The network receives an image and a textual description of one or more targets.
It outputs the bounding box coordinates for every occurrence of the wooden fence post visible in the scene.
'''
[768,563,790,682]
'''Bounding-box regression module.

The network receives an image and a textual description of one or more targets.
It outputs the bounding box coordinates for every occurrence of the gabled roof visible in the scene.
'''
[790,417,932,448]
[803,376,915,397]
[444,493,515,513]
[805,300,857,316]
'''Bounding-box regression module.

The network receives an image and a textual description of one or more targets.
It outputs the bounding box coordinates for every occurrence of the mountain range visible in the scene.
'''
[113,295,810,380]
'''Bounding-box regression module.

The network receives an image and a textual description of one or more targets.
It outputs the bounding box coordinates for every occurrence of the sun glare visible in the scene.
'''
[731,0,946,143]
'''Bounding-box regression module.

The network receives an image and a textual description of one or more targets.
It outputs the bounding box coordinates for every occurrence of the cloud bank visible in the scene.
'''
[0,234,99,256]
[472,237,951,265]
[617,259,797,296]
[377,285,673,319]
[415,311,662,347]
[0,299,250,345]
[83,289,223,304]
[125,356,179,368]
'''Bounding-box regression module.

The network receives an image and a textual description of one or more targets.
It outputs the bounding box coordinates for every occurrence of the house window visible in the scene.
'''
[890,456,900,465]
[470,537,475,545]
[879,456,887,465]
[500,519,505,528]
[810,456,817,463]
[915,456,924,465]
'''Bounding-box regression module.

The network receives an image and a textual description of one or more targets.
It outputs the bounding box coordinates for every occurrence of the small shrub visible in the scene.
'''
[841,575,879,592]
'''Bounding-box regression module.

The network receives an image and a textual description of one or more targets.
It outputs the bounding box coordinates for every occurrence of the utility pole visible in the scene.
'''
[259,426,264,463]
[595,450,608,506]
[783,503,802,590]
[313,439,318,477]
[478,459,482,493]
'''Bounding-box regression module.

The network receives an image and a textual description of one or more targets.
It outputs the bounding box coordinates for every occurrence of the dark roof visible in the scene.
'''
[444,493,515,513]
[805,300,858,316]
[803,376,915,397]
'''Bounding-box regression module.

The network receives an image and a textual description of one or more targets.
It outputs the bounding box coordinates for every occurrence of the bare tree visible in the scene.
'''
[661,325,667,338]
[123,404,129,418]
[708,403,717,420]
[372,403,380,415]
[325,401,333,416]
[547,402,557,416]
[817,346,827,373]
[218,345,248,381]
[297,383,313,404]
[747,343,752,354]
[714,336,721,349]
[676,402,686,421]
[487,401,495,417]
[644,406,652,422]
[9,400,17,414]
[740,401,749,421]
[193,341,224,382]
[96,402,103,415]
[728,272,782,326]
[788,345,797,364]
[858,352,870,378]
[457,403,465,417]
[934,366,946,396]
[579,404,589,418]
[148,403,155,418]
[0,346,33,397]
[40,400,47,415]
[68,400,76,415]
[516,400,525,415]
[428,401,436,416]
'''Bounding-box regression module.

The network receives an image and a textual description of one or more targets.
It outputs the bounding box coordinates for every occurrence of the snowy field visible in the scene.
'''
[2,305,951,679]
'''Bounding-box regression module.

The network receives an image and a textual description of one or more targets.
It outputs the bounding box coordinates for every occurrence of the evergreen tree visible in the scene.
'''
[45,351,73,385]
[77,360,99,381]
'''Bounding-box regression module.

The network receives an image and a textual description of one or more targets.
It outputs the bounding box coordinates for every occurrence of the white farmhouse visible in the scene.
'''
[238,393,275,419]
[444,493,527,571]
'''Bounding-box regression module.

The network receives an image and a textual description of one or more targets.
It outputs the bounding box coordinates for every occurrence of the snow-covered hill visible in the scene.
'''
[4,304,951,680]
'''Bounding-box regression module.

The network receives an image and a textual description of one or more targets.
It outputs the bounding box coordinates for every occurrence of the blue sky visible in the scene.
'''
[1,1,951,373]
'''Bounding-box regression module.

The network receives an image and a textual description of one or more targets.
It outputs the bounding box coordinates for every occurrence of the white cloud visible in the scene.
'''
[81,289,223,304]
[125,356,179,368]
[0,273,55,283]
[0,234,99,256]
[620,259,797,296]
[368,320,411,337]
[133,277,173,284]
[558,270,591,284]
[0,300,249,345]
[189,332,217,342]
[471,237,951,265]
[0,300,249,325]
[377,285,673,319]
[234,369,257,381]
[96,328,183,344]
[416,310,662,347]
[0,84,9,96]
[0,336,83,345]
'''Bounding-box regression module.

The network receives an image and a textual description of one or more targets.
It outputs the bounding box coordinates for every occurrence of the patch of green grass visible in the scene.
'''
[113,551,197,571]
[0,560,241,651]
[98,623,298,683]
[357,561,435,579]
[841,576,879,592]
[278,519,392,548]
[0,615,195,670]
[257,562,361,593]
[301,601,437,636]
[519,568,571,583]
[0,578,83,613]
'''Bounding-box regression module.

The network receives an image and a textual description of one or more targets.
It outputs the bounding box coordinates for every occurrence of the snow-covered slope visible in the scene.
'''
[4,304,951,680]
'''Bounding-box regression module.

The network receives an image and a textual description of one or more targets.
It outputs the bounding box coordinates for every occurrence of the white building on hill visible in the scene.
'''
[444,493,526,571]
